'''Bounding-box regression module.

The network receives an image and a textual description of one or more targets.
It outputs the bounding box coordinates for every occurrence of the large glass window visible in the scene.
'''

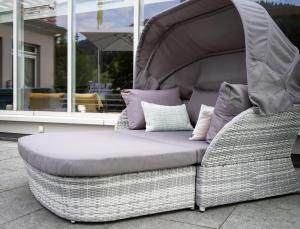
[74,0,134,113]
[0,0,298,114]
[19,0,68,112]
[0,1,13,110]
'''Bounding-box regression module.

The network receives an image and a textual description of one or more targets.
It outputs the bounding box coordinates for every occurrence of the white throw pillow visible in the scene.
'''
[141,101,193,132]
[189,105,214,141]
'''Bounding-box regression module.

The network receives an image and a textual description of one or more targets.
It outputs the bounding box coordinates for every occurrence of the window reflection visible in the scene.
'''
[0,0,299,113]
[21,0,68,111]
[75,0,133,113]
[0,1,13,110]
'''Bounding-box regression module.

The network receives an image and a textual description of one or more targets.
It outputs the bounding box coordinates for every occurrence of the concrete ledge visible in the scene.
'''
[0,111,120,126]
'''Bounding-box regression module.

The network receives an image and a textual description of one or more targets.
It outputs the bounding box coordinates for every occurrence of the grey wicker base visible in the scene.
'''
[196,157,300,209]
[25,162,196,222]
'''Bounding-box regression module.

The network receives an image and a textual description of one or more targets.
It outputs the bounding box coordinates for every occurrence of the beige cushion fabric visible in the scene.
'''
[190,105,214,141]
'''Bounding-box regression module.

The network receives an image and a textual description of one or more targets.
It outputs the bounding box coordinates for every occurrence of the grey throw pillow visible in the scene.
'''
[187,89,219,126]
[121,88,182,129]
[206,82,251,143]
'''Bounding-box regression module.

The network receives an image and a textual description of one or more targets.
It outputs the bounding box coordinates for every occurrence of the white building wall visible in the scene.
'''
[0,24,55,88]
[0,24,13,87]
[23,29,55,88]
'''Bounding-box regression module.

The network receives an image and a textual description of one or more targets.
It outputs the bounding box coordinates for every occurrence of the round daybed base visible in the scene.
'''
[25,162,196,222]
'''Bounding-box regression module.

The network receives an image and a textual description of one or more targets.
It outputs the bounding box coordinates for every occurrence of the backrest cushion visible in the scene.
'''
[190,104,214,141]
[141,102,193,132]
[187,89,219,126]
[206,82,251,143]
[121,88,182,129]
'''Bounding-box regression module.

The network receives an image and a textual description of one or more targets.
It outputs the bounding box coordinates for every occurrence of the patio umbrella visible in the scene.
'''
[81,32,133,52]
[134,0,300,114]
[81,31,133,83]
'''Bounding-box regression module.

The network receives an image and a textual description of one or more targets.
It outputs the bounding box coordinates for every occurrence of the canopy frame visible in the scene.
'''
[134,0,300,114]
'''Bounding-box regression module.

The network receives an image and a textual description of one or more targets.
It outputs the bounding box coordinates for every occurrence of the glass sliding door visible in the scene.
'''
[18,0,68,112]
[0,1,13,110]
[74,0,134,113]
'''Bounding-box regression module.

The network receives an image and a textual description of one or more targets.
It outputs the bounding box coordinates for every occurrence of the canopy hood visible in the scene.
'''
[134,0,300,114]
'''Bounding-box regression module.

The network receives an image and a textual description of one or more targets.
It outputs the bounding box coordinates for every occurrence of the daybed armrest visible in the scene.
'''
[115,109,129,130]
[202,105,300,167]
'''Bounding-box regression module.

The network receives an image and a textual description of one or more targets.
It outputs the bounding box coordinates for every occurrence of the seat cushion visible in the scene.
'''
[117,129,208,163]
[18,130,208,177]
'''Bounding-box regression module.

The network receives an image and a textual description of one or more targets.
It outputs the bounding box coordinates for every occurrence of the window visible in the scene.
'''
[19,0,68,112]
[0,2,13,110]
[0,0,298,115]
[74,0,134,113]
[24,44,39,88]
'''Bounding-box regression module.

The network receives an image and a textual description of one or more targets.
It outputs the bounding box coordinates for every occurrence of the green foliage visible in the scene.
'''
[54,37,99,92]
[54,37,67,92]
[105,51,133,90]
[274,14,300,49]
[75,43,97,91]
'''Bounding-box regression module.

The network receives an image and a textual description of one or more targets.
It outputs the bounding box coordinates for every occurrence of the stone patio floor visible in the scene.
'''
[0,140,299,229]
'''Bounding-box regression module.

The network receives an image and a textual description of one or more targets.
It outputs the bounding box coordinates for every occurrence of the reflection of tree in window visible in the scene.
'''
[105,51,133,91]
[54,36,133,93]
[54,36,67,92]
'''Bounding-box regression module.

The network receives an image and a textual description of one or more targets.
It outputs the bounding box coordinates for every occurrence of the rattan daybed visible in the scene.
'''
[18,0,300,223]
[133,0,300,212]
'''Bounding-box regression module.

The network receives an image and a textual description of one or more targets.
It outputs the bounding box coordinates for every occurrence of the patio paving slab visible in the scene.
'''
[0,149,19,161]
[157,206,235,228]
[106,216,212,229]
[0,186,43,225]
[0,157,25,174]
[2,209,111,229]
[0,170,28,191]
[220,194,300,229]
[0,142,18,149]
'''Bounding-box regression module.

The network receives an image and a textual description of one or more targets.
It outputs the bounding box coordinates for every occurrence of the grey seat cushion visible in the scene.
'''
[19,130,208,177]
[117,129,208,162]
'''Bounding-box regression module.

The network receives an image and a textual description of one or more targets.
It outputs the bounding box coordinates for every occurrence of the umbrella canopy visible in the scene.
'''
[134,0,300,114]
[82,31,133,51]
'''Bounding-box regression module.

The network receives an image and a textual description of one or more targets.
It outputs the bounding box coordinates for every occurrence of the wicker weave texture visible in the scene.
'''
[115,109,129,130]
[196,157,300,208]
[25,162,196,222]
[202,105,300,167]
[197,105,300,209]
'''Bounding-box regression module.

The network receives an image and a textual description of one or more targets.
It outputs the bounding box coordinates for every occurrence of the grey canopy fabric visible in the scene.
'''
[134,0,300,114]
